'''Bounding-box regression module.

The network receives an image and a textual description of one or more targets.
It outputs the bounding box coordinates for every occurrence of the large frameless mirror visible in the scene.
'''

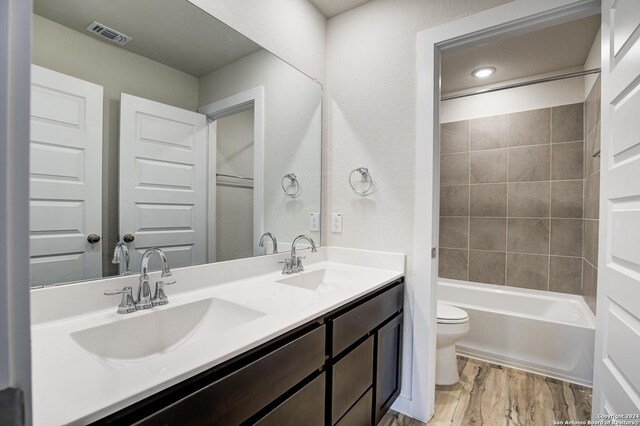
[30,0,322,287]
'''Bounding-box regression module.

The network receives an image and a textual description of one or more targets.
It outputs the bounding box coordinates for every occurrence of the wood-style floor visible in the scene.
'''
[379,356,592,426]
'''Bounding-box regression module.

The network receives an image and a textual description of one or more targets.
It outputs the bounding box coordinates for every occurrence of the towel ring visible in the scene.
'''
[349,167,373,194]
[281,173,300,197]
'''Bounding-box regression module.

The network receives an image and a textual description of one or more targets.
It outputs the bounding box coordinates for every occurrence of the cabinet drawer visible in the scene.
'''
[331,336,374,424]
[255,373,325,426]
[335,388,372,426]
[331,283,403,356]
[137,325,326,426]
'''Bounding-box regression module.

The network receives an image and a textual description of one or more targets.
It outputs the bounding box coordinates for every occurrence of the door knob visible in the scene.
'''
[87,234,101,244]
[123,234,135,243]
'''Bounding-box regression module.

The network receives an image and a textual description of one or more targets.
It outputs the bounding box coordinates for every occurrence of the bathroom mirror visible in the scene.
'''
[29,0,322,287]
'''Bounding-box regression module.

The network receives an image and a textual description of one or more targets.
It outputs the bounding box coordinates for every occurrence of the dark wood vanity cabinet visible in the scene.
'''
[374,313,403,424]
[93,278,404,426]
[327,281,404,426]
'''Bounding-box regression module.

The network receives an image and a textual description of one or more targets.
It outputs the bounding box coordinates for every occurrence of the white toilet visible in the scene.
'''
[436,302,470,385]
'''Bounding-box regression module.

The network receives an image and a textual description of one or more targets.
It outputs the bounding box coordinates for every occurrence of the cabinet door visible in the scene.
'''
[255,373,325,426]
[374,313,403,424]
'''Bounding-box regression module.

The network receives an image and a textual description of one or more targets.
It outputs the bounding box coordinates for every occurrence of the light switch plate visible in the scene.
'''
[331,213,342,233]
[309,213,320,232]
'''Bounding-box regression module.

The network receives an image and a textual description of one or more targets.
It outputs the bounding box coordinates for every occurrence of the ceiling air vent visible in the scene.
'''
[85,21,132,46]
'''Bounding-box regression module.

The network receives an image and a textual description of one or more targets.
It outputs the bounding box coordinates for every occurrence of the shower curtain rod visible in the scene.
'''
[441,68,601,101]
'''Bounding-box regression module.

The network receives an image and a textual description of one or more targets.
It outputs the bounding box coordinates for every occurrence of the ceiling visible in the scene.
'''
[441,15,601,93]
[309,0,372,18]
[33,0,262,78]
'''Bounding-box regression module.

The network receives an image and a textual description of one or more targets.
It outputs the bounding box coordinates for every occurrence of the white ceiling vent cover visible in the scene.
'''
[86,21,132,45]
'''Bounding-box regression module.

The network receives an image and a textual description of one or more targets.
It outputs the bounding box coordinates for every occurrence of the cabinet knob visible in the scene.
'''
[87,234,101,244]
[123,234,135,243]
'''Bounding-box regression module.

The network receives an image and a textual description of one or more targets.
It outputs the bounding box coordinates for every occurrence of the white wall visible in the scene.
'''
[441,69,586,123]
[584,27,601,97]
[188,0,327,82]
[32,14,200,278]
[199,50,322,247]
[324,0,512,413]
[0,0,32,422]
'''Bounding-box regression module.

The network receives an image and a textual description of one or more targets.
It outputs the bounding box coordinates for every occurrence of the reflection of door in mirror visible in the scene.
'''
[30,1,322,287]
[30,65,104,286]
[214,108,255,262]
[119,94,207,274]
[199,87,266,261]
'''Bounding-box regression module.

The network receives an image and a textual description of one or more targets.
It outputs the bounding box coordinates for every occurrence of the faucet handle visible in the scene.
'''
[104,286,136,314]
[279,258,292,274]
[296,256,306,272]
[152,279,175,306]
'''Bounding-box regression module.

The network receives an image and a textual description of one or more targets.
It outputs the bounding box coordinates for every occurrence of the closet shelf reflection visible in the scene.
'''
[216,173,254,189]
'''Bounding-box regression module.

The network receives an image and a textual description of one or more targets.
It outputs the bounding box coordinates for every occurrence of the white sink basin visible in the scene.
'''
[71,298,264,362]
[276,268,364,291]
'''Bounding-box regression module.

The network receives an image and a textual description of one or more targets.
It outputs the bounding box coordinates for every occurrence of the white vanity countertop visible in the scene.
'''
[30,247,404,425]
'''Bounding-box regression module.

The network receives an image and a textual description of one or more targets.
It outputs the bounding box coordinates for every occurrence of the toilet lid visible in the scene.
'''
[437,302,469,324]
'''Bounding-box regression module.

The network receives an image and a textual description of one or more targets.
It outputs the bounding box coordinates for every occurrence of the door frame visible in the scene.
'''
[0,0,32,422]
[199,86,265,258]
[206,120,218,263]
[409,0,600,421]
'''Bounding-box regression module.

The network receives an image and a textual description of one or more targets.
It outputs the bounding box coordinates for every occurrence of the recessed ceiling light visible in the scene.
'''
[472,67,496,78]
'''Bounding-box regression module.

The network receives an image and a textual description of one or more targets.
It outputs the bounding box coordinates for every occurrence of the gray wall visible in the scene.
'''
[582,76,600,313]
[216,109,255,262]
[199,49,322,248]
[439,103,585,294]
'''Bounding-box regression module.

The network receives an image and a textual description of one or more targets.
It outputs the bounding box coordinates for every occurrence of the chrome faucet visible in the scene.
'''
[112,241,131,275]
[258,232,278,253]
[104,247,176,313]
[139,248,175,308]
[281,235,317,274]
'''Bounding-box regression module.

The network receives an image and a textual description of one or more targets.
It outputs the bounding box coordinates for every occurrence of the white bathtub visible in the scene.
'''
[438,278,596,386]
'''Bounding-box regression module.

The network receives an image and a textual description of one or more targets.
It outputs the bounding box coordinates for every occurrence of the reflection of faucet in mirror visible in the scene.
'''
[112,242,131,276]
[29,1,323,288]
[138,248,176,309]
[281,235,317,274]
[258,232,278,254]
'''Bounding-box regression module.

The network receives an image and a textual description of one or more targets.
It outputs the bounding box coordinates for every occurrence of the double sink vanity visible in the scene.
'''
[31,247,405,425]
[28,2,404,424]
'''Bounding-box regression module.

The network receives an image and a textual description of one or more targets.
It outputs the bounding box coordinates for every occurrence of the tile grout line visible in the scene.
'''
[438,138,583,155]
[581,100,586,294]
[439,246,583,259]
[440,215,583,220]
[440,178,584,187]
[505,114,510,285]
[467,120,471,281]
[548,108,552,291]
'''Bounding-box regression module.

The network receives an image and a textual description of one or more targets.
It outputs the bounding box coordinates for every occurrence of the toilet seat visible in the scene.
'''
[437,302,469,324]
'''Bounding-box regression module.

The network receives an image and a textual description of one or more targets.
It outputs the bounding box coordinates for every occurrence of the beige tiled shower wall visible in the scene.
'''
[582,76,601,313]
[439,103,585,294]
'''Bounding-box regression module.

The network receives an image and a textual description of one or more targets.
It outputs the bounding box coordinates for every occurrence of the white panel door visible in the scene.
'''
[119,93,207,272]
[593,1,640,417]
[30,65,104,286]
